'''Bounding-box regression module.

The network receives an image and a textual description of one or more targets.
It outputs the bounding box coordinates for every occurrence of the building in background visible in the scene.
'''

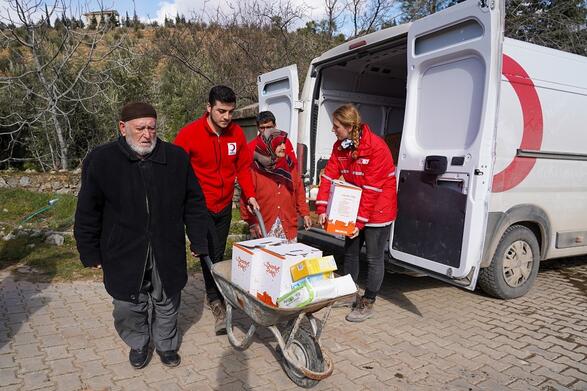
[83,10,119,27]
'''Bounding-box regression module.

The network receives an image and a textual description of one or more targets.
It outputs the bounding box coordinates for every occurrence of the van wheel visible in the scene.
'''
[478,225,540,299]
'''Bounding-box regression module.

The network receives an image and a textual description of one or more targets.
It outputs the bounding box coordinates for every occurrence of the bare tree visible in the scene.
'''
[155,0,317,108]
[346,0,397,37]
[0,0,118,170]
[324,0,344,38]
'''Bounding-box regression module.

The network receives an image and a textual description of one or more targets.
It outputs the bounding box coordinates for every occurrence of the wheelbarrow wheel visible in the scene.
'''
[279,324,324,388]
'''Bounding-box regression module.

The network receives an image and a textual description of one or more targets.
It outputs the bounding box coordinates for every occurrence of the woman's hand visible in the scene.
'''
[303,216,312,230]
[318,213,327,227]
[247,197,260,214]
[249,224,262,238]
[349,227,360,239]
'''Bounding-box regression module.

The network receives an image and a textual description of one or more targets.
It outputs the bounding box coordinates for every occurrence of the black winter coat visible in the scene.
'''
[74,137,210,303]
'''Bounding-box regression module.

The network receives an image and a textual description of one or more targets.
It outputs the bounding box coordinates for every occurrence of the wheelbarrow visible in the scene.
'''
[201,209,352,388]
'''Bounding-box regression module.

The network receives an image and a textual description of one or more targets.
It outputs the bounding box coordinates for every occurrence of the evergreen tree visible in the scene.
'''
[400,0,460,22]
[505,0,587,55]
[108,13,119,28]
[45,4,51,27]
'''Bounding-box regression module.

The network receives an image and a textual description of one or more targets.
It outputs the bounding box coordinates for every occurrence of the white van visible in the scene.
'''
[256,0,587,299]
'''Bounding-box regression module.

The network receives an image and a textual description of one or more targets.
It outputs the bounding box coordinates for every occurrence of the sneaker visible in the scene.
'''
[345,296,375,322]
[209,299,227,335]
[129,344,150,369]
[156,350,181,367]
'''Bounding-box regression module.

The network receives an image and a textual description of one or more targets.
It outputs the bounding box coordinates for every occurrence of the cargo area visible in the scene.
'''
[311,37,409,183]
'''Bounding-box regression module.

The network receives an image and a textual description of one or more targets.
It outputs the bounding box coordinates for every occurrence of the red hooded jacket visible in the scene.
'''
[174,113,255,213]
[316,124,397,229]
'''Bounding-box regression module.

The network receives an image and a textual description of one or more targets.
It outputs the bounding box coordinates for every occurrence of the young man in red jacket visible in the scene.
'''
[174,86,259,334]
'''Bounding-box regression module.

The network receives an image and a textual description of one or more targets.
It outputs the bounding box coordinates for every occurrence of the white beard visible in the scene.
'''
[126,135,157,156]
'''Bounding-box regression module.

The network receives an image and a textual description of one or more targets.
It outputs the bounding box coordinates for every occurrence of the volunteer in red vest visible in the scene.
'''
[316,103,397,322]
[240,128,311,242]
[174,85,259,335]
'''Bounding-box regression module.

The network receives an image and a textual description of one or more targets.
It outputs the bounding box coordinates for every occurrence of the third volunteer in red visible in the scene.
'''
[316,103,397,322]
[174,85,259,335]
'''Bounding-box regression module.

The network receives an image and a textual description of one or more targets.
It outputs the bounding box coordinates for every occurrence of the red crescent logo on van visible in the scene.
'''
[491,54,544,193]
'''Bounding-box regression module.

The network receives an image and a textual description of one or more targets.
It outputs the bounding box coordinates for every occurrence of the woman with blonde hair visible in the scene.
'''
[316,103,397,322]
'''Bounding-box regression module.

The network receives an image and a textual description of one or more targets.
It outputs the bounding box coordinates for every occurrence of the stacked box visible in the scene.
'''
[255,243,322,307]
[230,237,285,294]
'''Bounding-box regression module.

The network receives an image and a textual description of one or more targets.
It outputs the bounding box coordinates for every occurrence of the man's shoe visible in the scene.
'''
[345,296,375,322]
[129,345,150,369]
[209,299,227,335]
[157,350,181,367]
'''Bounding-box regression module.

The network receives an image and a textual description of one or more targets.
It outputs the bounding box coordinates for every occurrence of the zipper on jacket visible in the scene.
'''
[216,134,224,202]
[136,162,151,301]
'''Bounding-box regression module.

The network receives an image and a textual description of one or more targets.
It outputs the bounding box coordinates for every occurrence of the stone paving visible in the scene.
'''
[0,257,586,391]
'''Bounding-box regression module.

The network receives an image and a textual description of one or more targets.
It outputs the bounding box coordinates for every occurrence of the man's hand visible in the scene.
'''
[247,197,260,214]
[91,264,102,270]
[318,213,327,227]
[190,251,199,257]
[249,224,262,238]
[348,227,360,239]
[303,216,312,230]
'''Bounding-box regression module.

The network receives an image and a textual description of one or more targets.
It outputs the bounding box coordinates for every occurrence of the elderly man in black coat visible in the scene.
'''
[74,102,210,369]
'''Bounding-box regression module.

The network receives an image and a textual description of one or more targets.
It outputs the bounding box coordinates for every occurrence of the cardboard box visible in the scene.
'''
[230,237,285,294]
[324,180,362,236]
[255,243,322,307]
[278,275,357,308]
[277,281,314,308]
[290,255,338,282]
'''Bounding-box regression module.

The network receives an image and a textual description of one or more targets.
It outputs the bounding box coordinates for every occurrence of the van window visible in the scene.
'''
[416,56,485,150]
[415,19,483,56]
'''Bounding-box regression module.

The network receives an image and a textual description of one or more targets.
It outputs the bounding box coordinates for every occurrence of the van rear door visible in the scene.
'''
[257,65,300,147]
[390,0,504,289]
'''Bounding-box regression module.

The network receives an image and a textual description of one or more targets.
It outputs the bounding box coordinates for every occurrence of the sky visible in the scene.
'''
[0,0,327,27]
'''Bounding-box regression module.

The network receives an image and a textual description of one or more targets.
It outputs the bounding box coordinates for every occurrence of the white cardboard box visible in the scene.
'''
[230,237,285,294]
[255,243,322,307]
[325,179,362,236]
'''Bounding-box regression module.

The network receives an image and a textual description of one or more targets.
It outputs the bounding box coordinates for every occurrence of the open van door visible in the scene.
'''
[390,0,505,289]
[257,65,301,148]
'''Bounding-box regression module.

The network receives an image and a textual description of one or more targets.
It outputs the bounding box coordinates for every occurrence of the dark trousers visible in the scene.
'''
[201,203,232,303]
[344,224,392,300]
[112,253,181,351]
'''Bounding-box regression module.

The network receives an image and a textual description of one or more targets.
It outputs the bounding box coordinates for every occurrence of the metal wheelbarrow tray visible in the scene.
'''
[203,256,353,388]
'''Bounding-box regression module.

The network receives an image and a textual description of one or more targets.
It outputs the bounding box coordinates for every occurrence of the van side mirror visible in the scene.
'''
[424,155,447,176]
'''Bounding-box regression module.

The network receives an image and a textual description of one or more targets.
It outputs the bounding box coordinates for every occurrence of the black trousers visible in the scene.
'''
[344,224,392,300]
[201,203,232,303]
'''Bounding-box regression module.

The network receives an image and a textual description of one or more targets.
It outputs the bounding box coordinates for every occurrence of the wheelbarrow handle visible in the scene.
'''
[253,208,268,237]
[200,254,214,271]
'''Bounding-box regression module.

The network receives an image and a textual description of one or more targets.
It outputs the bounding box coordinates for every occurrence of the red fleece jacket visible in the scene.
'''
[174,113,255,213]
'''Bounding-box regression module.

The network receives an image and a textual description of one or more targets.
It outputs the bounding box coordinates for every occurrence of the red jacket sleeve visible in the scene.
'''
[239,170,258,226]
[294,171,310,217]
[173,125,192,155]
[315,145,341,215]
[235,129,256,200]
[355,146,394,229]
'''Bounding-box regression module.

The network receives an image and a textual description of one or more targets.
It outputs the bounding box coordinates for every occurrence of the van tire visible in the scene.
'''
[478,225,540,299]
